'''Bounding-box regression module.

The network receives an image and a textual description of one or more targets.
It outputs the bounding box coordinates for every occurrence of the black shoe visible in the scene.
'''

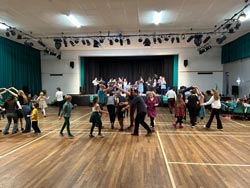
[22,130,28,133]
[145,132,152,136]
[89,134,95,138]
[60,132,64,136]
[3,132,9,135]
[68,135,74,139]
[131,133,139,136]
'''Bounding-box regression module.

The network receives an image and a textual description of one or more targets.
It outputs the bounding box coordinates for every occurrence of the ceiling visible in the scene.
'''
[0,0,250,51]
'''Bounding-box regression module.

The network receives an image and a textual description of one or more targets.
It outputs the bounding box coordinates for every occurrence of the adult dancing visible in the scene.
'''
[122,89,152,136]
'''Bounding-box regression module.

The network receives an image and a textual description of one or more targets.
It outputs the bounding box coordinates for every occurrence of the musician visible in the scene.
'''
[92,77,99,94]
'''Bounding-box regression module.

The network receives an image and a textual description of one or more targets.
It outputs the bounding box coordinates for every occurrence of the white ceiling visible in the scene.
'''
[0,0,250,51]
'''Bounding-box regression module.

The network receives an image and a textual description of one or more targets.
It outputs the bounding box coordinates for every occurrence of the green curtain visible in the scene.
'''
[0,37,41,96]
[173,55,178,87]
[222,32,250,64]
[80,57,84,87]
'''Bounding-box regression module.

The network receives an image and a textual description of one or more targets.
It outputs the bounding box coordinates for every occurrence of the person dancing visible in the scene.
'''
[201,89,223,130]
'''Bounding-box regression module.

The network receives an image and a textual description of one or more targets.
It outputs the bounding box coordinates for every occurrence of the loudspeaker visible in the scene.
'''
[80,86,84,94]
[232,85,239,96]
[70,61,74,69]
[184,59,188,67]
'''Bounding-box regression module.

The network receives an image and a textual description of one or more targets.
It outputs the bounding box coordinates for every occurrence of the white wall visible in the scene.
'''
[41,46,223,103]
[223,57,250,98]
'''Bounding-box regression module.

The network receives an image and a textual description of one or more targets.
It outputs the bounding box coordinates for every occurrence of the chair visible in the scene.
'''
[162,96,168,103]
[220,102,229,114]
[233,103,245,119]
[89,95,94,104]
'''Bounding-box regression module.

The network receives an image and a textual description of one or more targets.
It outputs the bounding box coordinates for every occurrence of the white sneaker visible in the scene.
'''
[98,134,105,138]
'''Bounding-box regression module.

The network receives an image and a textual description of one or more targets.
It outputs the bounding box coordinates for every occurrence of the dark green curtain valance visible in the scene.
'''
[222,32,250,64]
[0,37,41,96]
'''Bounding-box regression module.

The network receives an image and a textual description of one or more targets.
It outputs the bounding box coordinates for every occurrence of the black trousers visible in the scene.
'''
[150,117,155,127]
[188,107,197,126]
[32,121,41,133]
[107,105,116,124]
[206,108,223,129]
[57,100,65,116]
[133,112,152,134]
[90,122,101,135]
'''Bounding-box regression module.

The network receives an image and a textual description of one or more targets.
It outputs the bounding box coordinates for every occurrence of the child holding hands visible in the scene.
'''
[89,96,108,138]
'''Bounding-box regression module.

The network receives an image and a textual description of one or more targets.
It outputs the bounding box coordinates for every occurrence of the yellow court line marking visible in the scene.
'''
[0,113,91,159]
[168,161,250,167]
[156,131,176,188]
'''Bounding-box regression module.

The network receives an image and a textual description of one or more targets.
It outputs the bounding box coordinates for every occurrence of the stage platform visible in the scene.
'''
[69,94,167,106]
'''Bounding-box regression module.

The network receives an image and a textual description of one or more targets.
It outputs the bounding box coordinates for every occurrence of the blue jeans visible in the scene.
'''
[4,113,18,133]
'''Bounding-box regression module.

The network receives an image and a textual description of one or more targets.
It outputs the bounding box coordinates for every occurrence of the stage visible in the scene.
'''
[69,94,167,106]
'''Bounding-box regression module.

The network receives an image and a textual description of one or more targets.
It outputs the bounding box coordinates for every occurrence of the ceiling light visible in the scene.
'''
[109,39,113,45]
[10,30,16,36]
[157,37,162,43]
[57,53,61,60]
[75,39,79,44]
[153,11,162,25]
[69,39,75,47]
[223,23,232,30]
[228,28,235,33]
[5,31,10,37]
[126,38,131,45]
[86,39,91,46]
[171,37,175,44]
[63,38,68,47]
[99,38,105,43]
[93,39,101,48]
[216,35,227,44]
[194,35,203,47]
[81,39,86,45]
[143,38,151,46]
[24,40,34,47]
[49,51,57,56]
[119,38,123,46]
[238,12,247,22]
[38,39,46,47]
[54,38,62,49]
[203,36,211,43]
[153,37,157,44]
[176,37,180,43]
[199,44,212,55]
[234,21,241,30]
[187,35,194,43]
[66,14,81,28]
[164,36,169,42]
[17,34,22,39]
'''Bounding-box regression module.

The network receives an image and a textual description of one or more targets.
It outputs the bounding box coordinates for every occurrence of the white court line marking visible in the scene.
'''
[0,131,55,159]
[226,118,247,127]
[168,161,250,167]
[152,133,250,137]
[156,131,176,188]
[0,113,91,159]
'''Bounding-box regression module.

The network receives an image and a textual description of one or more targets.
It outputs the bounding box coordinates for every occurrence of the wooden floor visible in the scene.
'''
[0,106,250,188]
